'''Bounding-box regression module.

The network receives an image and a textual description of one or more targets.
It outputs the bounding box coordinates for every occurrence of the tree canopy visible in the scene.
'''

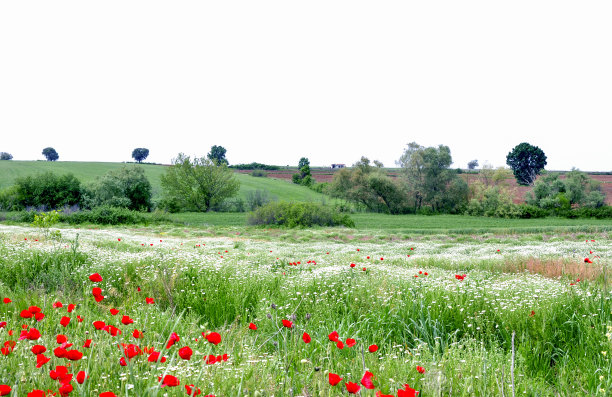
[397,142,468,213]
[0,152,13,160]
[506,142,547,186]
[160,153,239,212]
[42,147,59,161]
[86,166,152,211]
[207,145,228,165]
[131,148,150,163]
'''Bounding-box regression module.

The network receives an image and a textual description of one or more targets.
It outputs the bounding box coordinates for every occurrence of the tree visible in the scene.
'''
[86,166,152,211]
[160,153,239,212]
[0,152,13,160]
[207,145,228,165]
[42,147,59,161]
[398,142,468,213]
[131,148,150,163]
[467,160,478,170]
[298,157,310,169]
[506,143,547,186]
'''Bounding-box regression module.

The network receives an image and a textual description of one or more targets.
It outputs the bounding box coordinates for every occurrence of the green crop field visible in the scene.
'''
[0,161,332,204]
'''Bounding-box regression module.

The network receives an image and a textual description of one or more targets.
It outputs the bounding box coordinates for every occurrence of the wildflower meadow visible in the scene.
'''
[0,224,610,396]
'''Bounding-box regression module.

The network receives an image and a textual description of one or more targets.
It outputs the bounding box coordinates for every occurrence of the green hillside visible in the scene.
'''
[0,161,332,204]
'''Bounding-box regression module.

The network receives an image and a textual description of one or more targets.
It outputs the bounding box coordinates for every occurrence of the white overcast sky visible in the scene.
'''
[1,1,610,171]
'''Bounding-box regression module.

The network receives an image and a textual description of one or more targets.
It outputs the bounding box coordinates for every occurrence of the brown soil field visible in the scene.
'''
[236,169,612,205]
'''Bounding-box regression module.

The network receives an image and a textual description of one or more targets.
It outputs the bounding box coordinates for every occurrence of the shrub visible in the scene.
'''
[250,170,268,177]
[245,189,271,211]
[247,202,355,228]
[84,166,152,211]
[229,162,280,170]
[13,172,82,210]
[518,204,548,219]
[62,206,147,225]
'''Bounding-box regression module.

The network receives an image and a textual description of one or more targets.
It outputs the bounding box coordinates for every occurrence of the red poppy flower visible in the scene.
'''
[185,384,202,396]
[54,347,67,358]
[53,301,63,309]
[121,315,134,325]
[89,273,103,282]
[67,304,75,313]
[397,384,419,397]
[119,357,127,366]
[93,321,105,330]
[76,370,88,384]
[0,385,11,396]
[2,298,10,304]
[455,274,466,281]
[179,346,193,360]
[205,354,217,364]
[28,306,41,314]
[59,384,73,396]
[336,341,344,349]
[166,332,180,349]
[302,332,311,343]
[585,258,593,263]
[66,349,83,361]
[368,344,378,352]
[350,263,356,268]
[145,297,155,304]
[376,392,394,397]
[57,335,67,344]
[27,390,46,397]
[159,375,180,387]
[100,392,118,397]
[36,353,51,367]
[133,329,144,339]
[328,331,339,342]
[361,371,375,389]
[248,323,257,330]
[148,351,167,363]
[27,328,41,340]
[346,338,356,347]
[83,339,92,348]
[345,382,361,394]
[32,345,47,355]
[328,373,342,386]
[281,319,293,328]
[204,332,221,345]
[35,312,45,321]
[60,316,70,327]
[416,366,426,374]
[20,310,33,319]
[110,309,119,315]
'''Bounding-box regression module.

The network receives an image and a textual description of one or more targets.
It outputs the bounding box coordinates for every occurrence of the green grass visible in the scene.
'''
[165,212,612,234]
[0,160,333,203]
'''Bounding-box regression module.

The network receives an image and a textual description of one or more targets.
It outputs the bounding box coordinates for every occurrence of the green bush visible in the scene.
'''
[247,201,355,228]
[84,166,153,211]
[517,204,548,219]
[13,172,82,210]
[62,206,147,225]
[571,206,612,219]
[250,170,268,177]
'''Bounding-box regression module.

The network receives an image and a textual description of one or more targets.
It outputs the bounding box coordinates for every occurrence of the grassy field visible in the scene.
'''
[0,160,331,204]
[0,223,610,396]
[165,212,612,234]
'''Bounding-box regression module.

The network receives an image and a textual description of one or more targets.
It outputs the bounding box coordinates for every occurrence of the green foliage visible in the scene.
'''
[398,142,468,213]
[208,145,228,165]
[247,201,355,227]
[506,142,547,185]
[526,171,606,213]
[85,166,153,211]
[298,157,310,169]
[328,160,411,214]
[0,152,13,160]
[13,172,82,210]
[32,210,61,239]
[229,162,280,170]
[250,170,268,177]
[131,147,149,163]
[467,159,478,169]
[61,205,149,225]
[42,147,59,161]
[160,153,240,212]
[245,189,271,211]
